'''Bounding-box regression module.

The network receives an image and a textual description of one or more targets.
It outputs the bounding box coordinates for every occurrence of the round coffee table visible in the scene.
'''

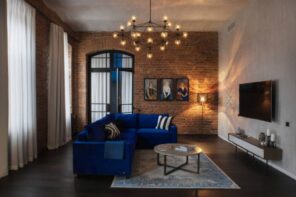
[154,143,202,175]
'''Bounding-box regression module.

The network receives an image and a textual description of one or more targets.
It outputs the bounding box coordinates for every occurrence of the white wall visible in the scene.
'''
[219,0,296,179]
[0,0,8,178]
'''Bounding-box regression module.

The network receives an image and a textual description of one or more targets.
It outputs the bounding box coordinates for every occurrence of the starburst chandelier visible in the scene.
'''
[113,0,188,59]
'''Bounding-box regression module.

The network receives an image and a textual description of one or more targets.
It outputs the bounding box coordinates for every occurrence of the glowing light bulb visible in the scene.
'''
[175,40,181,45]
[176,25,180,30]
[168,22,172,27]
[183,32,188,38]
[163,16,168,21]
[120,25,124,30]
[135,46,141,52]
[136,32,141,37]
[113,33,118,38]
[147,38,153,44]
[200,96,206,103]
[120,40,126,46]
[161,32,168,38]
[160,46,165,51]
[147,53,153,59]
[165,41,169,45]
[131,16,136,21]
[131,32,137,38]
[147,26,153,32]
[127,21,132,27]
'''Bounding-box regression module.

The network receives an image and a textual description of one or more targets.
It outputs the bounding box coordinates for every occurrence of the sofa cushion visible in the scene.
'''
[116,128,137,143]
[86,115,113,141]
[115,113,138,129]
[138,114,169,128]
[105,122,121,139]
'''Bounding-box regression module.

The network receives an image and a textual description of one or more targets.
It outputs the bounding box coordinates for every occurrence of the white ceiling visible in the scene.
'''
[43,0,250,32]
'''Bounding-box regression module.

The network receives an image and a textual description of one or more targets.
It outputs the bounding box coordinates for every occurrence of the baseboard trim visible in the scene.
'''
[0,168,8,178]
[218,134,296,181]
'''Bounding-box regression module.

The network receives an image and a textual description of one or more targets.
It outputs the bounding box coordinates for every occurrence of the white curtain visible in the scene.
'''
[64,33,72,143]
[47,24,72,150]
[7,0,37,170]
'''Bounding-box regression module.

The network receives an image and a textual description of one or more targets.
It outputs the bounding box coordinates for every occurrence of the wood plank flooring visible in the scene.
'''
[0,135,295,197]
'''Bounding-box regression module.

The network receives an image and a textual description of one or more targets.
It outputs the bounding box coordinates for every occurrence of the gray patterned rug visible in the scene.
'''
[111,150,240,189]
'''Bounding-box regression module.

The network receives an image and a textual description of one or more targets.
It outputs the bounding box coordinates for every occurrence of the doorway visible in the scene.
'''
[88,51,134,123]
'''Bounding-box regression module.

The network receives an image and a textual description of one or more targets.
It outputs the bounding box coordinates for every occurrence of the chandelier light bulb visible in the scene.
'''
[131,16,136,21]
[147,26,153,32]
[175,40,181,45]
[160,45,165,51]
[147,53,153,59]
[120,25,125,30]
[120,40,126,46]
[135,46,141,52]
[131,32,137,38]
[163,16,168,21]
[165,41,169,45]
[168,22,172,27]
[113,33,118,38]
[136,32,141,37]
[183,32,188,38]
[161,32,168,38]
[147,38,153,44]
[176,25,180,30]
[127,21,132,27]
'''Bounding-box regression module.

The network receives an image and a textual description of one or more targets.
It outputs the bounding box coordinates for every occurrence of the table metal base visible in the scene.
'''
[157,153,200,175]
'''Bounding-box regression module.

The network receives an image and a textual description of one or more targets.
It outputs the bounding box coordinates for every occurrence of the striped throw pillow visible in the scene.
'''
[156,115,173,131]
[105,122,120,139]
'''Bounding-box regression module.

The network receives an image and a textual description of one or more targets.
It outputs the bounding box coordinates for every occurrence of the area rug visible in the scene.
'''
[111,150,240,189]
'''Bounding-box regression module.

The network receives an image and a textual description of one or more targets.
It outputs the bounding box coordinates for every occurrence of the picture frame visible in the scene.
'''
[176,78,189,101]
[144,78,158,101]
[160,78,174,101]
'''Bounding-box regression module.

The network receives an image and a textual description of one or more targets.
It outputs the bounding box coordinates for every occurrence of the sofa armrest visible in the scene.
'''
[169,125,178,143]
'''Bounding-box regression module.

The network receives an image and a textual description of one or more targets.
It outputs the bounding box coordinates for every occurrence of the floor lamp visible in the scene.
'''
[197,93,208,129]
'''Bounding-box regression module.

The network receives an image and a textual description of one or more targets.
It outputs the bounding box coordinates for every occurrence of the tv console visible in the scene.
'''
[228,133,282,167]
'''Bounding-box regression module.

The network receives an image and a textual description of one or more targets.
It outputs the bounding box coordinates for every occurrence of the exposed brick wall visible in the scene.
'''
[73,32,218,135]
[34,4,78,153]
[36,12,50,153]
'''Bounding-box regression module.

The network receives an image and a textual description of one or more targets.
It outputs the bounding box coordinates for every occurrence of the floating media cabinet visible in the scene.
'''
[228,133,282,166]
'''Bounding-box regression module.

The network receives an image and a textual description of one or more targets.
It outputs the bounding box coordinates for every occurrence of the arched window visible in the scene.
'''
[88,50,134,122]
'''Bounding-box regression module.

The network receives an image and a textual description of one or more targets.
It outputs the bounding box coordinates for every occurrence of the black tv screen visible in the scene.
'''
[239,81,274,122]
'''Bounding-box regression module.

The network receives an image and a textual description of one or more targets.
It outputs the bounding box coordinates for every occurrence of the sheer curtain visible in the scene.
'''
[7,0,37,170]
[47,24,71,149]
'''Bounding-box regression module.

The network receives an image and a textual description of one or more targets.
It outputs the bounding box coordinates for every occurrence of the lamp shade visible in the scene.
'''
[197,93,208,104]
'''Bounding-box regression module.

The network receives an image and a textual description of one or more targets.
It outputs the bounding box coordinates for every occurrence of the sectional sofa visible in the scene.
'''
[73,113,177,177]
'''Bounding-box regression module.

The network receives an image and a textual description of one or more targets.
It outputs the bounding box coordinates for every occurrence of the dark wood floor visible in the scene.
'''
[0,135,296,197]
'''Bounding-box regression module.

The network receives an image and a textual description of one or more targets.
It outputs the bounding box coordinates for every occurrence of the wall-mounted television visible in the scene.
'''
[239,81,275,122]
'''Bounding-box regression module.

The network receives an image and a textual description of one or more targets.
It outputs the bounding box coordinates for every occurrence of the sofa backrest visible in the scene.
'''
[138,114,169,128]
[114,113,138,129]
[86,114,113,141]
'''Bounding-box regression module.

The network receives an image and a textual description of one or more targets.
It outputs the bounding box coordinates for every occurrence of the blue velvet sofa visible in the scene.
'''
[73,113,177,177]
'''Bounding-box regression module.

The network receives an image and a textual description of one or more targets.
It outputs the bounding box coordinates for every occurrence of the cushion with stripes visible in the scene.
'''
[155,115,173,131]
[105,122,121,139]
